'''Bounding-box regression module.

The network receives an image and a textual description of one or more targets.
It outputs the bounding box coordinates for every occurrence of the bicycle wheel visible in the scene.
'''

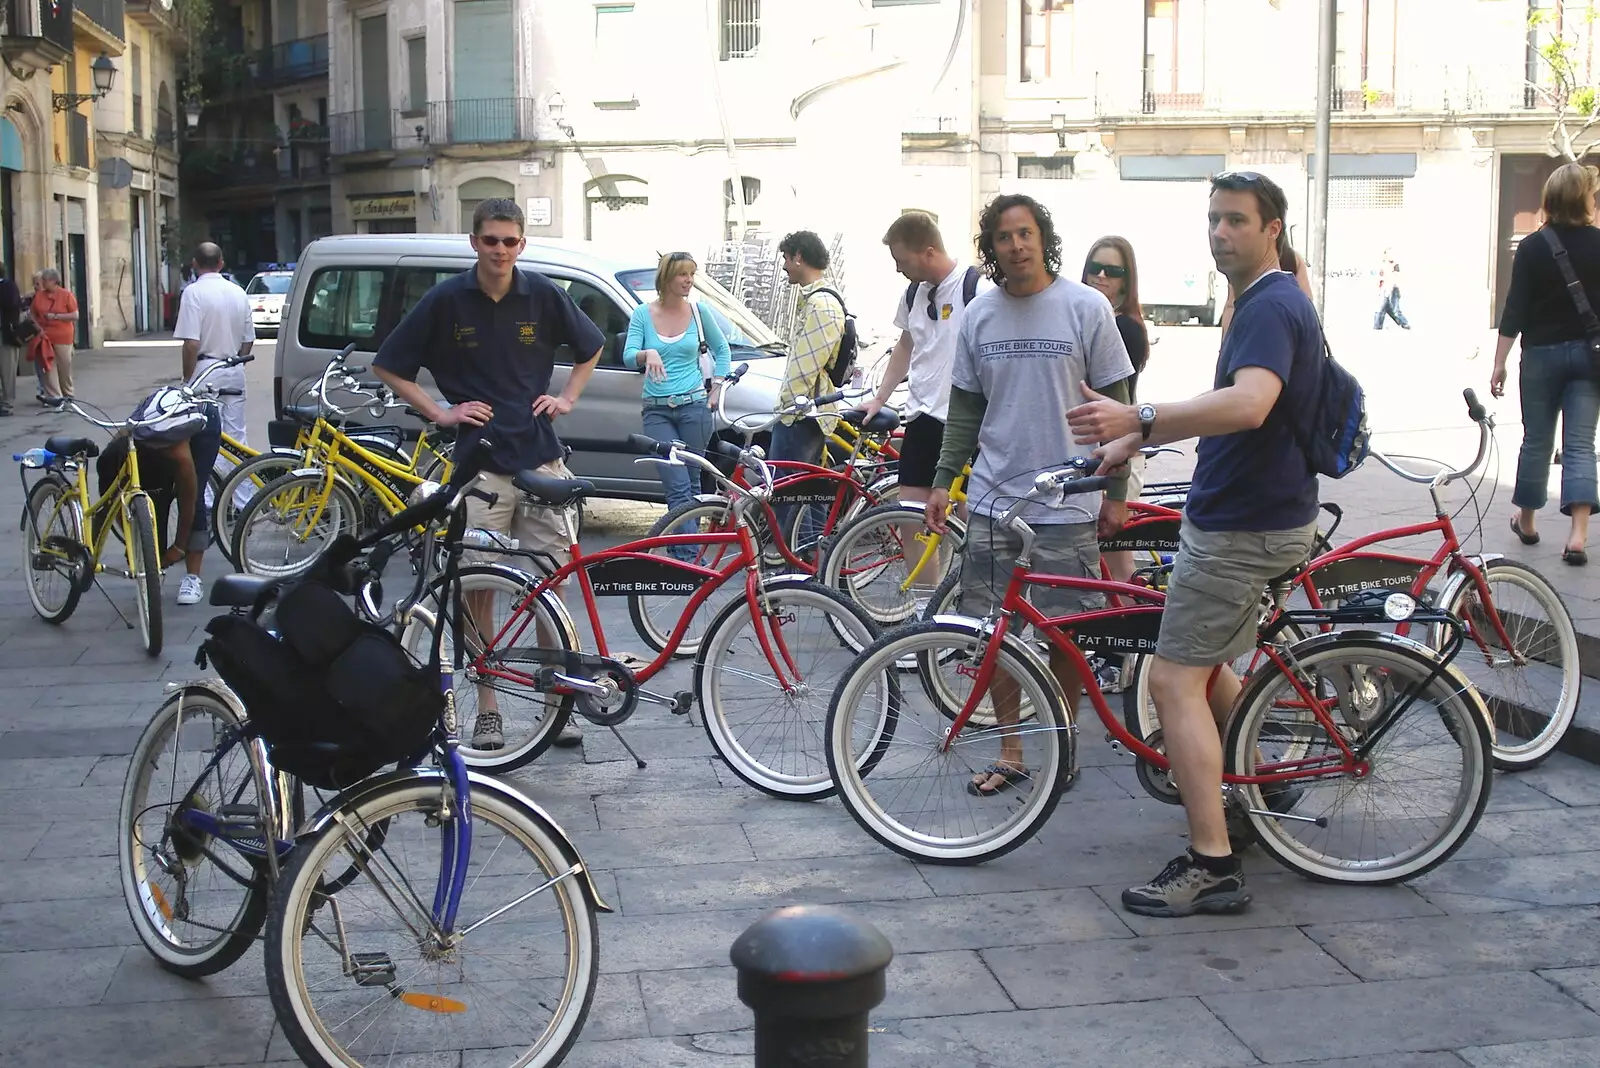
[126,493,163,657]
[264,777,599,1068]
[784,479,889,564]
[118,687,270,977]
[1227,632,1492,884]
[628,499,749,658]
[1437,558,1580,770]
[819,503,966,634]
[400,565,580,773]
[212,452,301,566]
[232,472,363,579]
[22,476,86,624]
[827,618,1074,863]
[696,577,887,799]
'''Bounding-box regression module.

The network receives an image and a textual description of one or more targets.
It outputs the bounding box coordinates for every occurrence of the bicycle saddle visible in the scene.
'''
[210,573,279,609]
[282,403,321,423]
[841,408,901,434]
[514,470,594,507]
[45,435,99,459]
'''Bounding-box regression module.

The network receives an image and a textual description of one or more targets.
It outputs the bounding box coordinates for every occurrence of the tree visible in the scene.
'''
[172,0,216,106]
[1530,3,1600,161]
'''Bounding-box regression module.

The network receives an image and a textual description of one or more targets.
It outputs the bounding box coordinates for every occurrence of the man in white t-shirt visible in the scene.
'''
[174,242,254,511]
[859,211,989,507]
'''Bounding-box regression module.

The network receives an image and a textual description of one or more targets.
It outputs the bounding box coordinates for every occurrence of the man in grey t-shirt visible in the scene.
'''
[927,193,1134,797]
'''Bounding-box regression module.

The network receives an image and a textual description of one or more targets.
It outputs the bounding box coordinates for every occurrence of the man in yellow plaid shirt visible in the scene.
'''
[772,230,846,548]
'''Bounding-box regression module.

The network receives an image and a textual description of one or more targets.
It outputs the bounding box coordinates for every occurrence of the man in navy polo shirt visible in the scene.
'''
[1067,171,1321,917]
[375,197,604,753]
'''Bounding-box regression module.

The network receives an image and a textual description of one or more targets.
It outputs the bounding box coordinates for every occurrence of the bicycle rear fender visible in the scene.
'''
[1277,628,1495,742]
[301,767,615,914]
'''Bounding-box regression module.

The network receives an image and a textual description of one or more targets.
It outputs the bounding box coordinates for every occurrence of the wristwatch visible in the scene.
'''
[1138,404,1157,441]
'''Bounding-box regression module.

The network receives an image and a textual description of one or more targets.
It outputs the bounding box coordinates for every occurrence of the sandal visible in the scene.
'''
[1511,516,1540,545]
[967,764,1030,797]
[1564,547,1588,566]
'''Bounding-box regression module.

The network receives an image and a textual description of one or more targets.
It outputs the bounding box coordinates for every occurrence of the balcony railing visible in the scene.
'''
[180,144,284,189]
[3,0,75,60]
[1093,63,1555,119]
[259,34,329,87]
[331,98,547,154]
[73,0,123,39]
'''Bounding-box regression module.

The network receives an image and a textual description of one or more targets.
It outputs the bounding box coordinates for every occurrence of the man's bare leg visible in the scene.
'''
[1148,657,1231,857]
[973,646,1083,793]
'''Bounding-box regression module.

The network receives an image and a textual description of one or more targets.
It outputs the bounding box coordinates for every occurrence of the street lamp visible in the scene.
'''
[51,53,118,112]
[547,90,576,141]
[183,96,202,130]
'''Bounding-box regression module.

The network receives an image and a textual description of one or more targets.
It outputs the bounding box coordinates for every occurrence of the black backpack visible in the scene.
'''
[1293,337,1370,479]
[806,287,858,388]
[903,266,982,318]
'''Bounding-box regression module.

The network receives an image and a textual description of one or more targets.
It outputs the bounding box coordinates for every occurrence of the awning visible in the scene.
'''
[0,118,23,172]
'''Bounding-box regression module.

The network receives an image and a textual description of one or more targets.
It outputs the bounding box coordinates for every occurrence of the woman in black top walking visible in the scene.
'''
[1082,235,1148,585]
[1493,162,1600,565]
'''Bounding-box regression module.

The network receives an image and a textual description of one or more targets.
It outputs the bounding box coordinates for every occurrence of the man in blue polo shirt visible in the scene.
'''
[1067,171,1321,917]
[375,197,604,752]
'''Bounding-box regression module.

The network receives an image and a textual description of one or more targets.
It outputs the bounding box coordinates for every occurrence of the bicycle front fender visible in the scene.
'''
[300,767,614,914]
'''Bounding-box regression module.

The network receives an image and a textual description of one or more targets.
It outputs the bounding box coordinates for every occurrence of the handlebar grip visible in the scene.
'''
[338,343,358,359]
[711,439,744,460]
[726,362,750,385]
[357,381,384,391]
[628,433,672,458]
[1463,388,1487,424]
[345,365,368,375]
[231,354,255,366]
[814,390,846,407]
[218,388,244,397]
[1061,475,1111,497]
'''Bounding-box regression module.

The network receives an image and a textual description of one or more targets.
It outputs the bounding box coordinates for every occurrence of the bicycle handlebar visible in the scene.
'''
[627,431,775,500]
[1369,387,1494,487]
[726,385,874,435]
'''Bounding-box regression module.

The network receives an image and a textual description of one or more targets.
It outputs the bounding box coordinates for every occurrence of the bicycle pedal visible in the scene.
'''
[214,804,264,835]
[349,952,396,987]
[671,690,694,715]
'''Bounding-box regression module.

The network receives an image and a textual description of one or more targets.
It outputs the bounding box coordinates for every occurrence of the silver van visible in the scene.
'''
[273,233,790,499]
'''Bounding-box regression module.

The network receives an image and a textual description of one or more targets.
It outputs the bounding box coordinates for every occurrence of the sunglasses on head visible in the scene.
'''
[475,234,524,248]
[1086,261,1129,279]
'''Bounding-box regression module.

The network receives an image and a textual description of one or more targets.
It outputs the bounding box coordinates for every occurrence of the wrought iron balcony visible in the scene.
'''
[73,0,123,40]
[331,99,547,155]
[2,0,75,70]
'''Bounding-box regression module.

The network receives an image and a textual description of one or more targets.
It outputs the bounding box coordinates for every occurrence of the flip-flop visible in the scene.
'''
[1564,548,1588,566]
[967,764,1030,796]
[1511,516,1540,545]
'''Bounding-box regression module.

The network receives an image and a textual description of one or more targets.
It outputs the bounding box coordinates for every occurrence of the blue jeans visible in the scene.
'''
[1514,339,1600,516]
[769,418,826,553]
[1374,287,1410,329]
[642,401,714,555]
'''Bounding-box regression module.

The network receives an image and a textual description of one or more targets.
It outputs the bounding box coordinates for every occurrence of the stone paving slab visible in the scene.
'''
[2,340,1600,1064]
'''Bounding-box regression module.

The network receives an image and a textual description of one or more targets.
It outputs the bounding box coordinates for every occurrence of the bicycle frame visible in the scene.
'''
[943,562,1374,788]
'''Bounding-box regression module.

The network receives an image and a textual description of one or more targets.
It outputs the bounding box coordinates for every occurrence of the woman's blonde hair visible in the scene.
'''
[655,251,696,295]
[1543,163,1600,227]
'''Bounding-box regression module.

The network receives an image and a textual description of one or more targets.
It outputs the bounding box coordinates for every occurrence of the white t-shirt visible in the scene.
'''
[174,272,254,360]
[890,263,992,422]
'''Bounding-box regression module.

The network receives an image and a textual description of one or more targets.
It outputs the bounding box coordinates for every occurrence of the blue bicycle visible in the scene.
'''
[117,440,609,1068]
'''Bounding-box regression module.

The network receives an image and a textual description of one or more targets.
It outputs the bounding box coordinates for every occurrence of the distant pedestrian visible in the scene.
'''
[1492,161,1600,566]
[174,242,254,516]
[25,272,47,402]
[30,268,78,406]
[0,263,21,416]
[1373,247,1410,329]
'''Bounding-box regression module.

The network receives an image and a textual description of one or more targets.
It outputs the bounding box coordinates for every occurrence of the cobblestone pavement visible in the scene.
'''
[2,337,1600,1067]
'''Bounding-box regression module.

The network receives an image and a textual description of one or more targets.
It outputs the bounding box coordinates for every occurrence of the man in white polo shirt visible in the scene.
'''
[858,211,989,507]
[174,242,253,510]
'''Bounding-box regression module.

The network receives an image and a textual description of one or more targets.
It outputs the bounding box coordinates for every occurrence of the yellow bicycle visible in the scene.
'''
[18,359,246,656]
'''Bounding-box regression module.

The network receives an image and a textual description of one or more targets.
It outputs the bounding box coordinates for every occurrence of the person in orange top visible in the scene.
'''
[31,268,78,407]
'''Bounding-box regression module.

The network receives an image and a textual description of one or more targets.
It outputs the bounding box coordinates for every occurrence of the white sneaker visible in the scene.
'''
[177,574,204,606]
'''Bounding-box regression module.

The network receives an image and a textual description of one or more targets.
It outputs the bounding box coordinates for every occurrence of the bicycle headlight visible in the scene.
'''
[408,480,444,507]
[1383,592,1417,621]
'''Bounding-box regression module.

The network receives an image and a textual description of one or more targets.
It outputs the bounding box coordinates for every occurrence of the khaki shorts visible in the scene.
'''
[958,513,1103,623]
[1125,453,1147,500]
[1155,516,1317,667]
[466,461,576,574]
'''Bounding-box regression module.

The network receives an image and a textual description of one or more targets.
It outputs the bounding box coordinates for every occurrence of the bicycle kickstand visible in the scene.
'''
[607,726,646,770]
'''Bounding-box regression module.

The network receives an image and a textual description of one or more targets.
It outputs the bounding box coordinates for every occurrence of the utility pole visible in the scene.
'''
[1312,0,1336,317]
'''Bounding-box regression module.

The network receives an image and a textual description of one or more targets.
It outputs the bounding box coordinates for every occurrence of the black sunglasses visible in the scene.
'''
[475,234,524,248]
[1086,261,1129,280]
[925,288,943,321]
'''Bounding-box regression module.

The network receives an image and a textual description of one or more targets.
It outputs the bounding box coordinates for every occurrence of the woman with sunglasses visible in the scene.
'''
[624,252,732,548]
[1082,236,1149,589]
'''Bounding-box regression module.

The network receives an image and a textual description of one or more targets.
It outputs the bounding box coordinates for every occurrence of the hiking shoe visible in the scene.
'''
[1121,851,1250,917]
[176,574,204,606]
[471,710,504,749]
[553,722,583,748]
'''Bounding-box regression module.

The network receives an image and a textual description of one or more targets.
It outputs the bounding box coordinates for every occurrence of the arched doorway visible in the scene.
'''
[584,175,648,248]
[458,176,516,233]
[1,116,23,271]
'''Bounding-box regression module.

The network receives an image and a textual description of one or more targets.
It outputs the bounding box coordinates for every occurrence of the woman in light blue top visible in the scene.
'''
[624,251,732,530]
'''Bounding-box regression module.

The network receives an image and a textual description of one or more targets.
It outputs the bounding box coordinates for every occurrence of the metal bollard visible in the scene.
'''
[730,905,894,1068]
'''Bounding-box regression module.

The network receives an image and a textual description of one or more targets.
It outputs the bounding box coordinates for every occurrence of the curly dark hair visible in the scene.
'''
[778,230,830,271]
[975,193,1061,286]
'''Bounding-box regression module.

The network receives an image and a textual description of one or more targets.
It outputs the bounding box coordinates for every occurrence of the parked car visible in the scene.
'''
[274,234,792,500]
[245,267,295,337]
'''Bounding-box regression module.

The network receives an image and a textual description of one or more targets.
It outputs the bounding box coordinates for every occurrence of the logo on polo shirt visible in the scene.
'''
[940,304,953,320]
[517,321,538,344]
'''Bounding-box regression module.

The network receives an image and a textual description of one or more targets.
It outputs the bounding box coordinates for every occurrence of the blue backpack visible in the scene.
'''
[1296,338,1369,479]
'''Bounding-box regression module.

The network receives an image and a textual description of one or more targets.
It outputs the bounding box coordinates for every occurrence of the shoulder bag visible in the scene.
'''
[1542,227,1600,371]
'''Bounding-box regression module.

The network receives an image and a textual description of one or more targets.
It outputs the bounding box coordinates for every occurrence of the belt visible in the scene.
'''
[642,390,706,409]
